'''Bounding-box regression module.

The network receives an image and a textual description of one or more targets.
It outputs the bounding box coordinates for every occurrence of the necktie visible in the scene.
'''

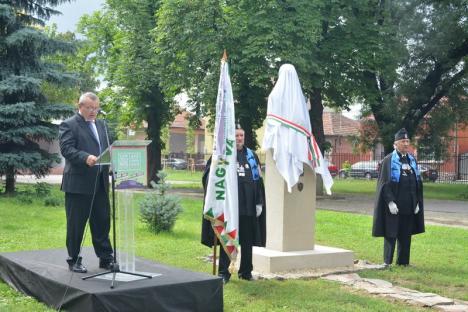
[87,121,101,153]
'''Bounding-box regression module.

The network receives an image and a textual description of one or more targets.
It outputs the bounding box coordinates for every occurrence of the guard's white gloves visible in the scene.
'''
[388,201,398,215]
[256,204,263,217]
[414,203,419,214]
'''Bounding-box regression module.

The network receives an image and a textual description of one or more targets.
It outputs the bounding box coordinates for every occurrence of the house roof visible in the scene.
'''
[322,111,360,136]
[171,111,206,130]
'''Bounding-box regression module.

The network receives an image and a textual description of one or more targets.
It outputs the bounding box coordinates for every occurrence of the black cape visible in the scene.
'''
[372,153,425,238]
[201,156,267,248]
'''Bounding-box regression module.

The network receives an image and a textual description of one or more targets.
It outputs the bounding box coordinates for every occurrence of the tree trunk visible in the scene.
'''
[309,88,325,152]
[383,139,394,156]
[147,111,162,186]
[240,119,256,150]
[5,166,15,195]
[309,88,325,196]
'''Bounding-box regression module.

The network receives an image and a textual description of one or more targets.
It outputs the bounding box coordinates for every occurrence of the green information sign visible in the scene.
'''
[97,140,151,189]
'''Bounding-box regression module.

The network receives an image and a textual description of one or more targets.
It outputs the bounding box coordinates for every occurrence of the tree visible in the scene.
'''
[155,0,226,140]
[356,1,468,153]
[42,24,100,104]
[227,0,323,148]
[415,97,468,159]
[78,0,173,183]
[155,0,323,149]
[186,126,195,155]
[0,1,75,194]
[156,0,402,155]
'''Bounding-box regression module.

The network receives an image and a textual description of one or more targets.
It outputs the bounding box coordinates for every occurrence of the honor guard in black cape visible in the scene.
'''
[372,128,425,266]
[201,126,266,284]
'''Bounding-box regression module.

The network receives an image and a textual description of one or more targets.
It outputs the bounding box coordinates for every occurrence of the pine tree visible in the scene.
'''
[0,1,75,194]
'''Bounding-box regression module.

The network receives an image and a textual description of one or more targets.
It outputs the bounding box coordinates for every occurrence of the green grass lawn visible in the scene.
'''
[315,210,468,301]
[164,168,203,182]
[0,185,466,311]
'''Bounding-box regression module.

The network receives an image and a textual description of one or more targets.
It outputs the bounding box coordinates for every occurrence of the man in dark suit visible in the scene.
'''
[59,92,113,273]
[372,128,425,266]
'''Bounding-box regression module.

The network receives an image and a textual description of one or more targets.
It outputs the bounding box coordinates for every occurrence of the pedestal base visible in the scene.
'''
[253,245,354,273]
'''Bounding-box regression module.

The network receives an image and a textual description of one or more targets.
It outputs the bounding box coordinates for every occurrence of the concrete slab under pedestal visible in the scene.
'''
[253,245,354,273]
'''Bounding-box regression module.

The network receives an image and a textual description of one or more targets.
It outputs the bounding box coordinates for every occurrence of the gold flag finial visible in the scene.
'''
[222,49,228,62]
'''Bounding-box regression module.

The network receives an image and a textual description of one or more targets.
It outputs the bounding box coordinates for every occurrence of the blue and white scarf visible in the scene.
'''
[245,147,260,181]
[390,150,421,182]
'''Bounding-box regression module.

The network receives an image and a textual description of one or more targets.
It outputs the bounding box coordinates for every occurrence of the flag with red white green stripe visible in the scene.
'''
[267,114,322,166]
[266,113,333,194]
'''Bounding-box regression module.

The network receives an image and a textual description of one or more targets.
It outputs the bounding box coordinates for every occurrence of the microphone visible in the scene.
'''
[98,109,108,116]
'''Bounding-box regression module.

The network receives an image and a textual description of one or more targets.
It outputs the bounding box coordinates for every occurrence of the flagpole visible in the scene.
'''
[212,234,218,275]
[222,49,227,62]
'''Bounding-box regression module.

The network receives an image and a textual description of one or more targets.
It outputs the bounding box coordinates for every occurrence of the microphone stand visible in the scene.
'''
[82,117,152,288]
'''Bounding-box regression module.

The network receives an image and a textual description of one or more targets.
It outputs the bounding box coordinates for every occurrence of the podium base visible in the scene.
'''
[82,262,153,288]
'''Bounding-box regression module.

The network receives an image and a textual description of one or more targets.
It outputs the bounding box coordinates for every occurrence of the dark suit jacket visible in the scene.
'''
[59,113,110,195]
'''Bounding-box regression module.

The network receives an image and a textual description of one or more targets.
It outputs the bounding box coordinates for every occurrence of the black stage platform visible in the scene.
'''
[0,247,222,311]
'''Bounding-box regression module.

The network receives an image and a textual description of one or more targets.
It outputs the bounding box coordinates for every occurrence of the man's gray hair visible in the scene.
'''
[78,92,99,105]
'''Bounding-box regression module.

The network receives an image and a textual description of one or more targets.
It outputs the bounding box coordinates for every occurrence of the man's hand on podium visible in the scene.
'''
[86,155,98,167]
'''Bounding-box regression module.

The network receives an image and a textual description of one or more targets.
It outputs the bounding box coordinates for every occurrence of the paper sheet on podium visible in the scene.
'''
[96,146,111,165]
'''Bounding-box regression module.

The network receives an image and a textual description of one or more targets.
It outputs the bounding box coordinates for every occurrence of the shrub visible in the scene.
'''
[44,196,62,207]
[34,182,52,197]
[16,194,33,204]
[342,160,351,172]
[15,187,34,204]
[139,171,182,233]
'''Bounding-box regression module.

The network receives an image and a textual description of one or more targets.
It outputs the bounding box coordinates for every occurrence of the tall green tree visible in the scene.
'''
[155,0,323,149]
[156,0,398,155]
[0,1,75,194]
[78,0,172,183]
[155,0,225,140]
[227,0,323,148]
[356,0,468,153]
[42,24,99,104]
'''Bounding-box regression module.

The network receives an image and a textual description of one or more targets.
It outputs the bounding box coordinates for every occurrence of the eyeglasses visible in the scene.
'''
[82,106,100,113]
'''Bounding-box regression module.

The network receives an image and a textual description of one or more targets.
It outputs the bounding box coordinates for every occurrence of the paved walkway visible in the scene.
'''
[323,272,468,311]
[317,193,468,229]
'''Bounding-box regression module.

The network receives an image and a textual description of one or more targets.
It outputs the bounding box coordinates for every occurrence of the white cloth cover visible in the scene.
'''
[262,64,333,194]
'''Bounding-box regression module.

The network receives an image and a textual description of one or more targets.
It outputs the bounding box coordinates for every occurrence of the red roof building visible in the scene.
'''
[323,111,360,154]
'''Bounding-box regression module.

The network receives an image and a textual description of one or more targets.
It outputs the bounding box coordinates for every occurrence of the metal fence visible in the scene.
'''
[164,152,468,184]
[162,152,207,171]
[327,152,468,184]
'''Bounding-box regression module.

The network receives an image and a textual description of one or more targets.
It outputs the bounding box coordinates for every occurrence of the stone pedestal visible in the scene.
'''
[253,151,353,273]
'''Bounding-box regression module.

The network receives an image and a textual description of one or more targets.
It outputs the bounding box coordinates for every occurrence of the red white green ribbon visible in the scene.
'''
[266,113,321,167]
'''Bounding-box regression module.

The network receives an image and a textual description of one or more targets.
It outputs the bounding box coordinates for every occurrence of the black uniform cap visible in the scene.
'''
[394,128,409,141]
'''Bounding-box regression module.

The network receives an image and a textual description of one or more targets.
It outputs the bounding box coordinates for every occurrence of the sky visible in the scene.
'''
[47,0,105,33]
[342,103,361,120]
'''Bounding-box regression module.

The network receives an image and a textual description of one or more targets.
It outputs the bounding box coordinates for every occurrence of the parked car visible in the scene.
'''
[339,161,380,179]
[328,163,338,177]
[163,158,187,170]
[195,159,208,171]
[419,165,438,182]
